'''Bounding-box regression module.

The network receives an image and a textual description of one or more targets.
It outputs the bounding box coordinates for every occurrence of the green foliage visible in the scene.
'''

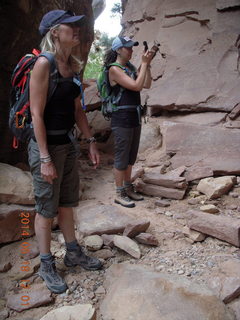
[84,31,114,79]
[84,50,103,79]
[111,3,122,16]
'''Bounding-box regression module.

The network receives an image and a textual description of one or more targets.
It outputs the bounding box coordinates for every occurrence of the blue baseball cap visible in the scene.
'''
[39,10,86,36]
[111,36,139,51]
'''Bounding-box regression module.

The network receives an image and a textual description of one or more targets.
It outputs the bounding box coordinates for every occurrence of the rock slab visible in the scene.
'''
[187,210,240,247]
[100,263,234,320]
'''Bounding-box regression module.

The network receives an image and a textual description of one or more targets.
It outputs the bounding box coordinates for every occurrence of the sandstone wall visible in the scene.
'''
[121,0,240,113]
[0,0,94,164]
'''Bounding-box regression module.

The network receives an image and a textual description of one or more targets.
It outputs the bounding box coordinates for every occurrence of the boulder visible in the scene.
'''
[0,163,34,205]
[197,176,236,199]
[0,204,35,244]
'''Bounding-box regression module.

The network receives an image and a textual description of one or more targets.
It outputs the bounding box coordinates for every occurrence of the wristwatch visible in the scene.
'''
[86,137,97,144]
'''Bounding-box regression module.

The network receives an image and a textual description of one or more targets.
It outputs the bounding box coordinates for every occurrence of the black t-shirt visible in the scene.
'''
[44,74,80,144]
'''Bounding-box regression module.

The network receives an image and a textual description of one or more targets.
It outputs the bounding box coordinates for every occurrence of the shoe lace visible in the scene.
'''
[121,189,132,202]
[45,260,61,282]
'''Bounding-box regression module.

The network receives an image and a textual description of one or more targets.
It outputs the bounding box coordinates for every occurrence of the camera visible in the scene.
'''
[143,40,160,57]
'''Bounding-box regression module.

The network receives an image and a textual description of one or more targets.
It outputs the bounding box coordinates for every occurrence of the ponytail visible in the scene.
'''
[103,49,117,67]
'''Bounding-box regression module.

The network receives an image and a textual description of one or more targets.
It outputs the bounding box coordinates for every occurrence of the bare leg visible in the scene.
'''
[34,213,52,254]
[58,207,76,243]
[114,167,127,187]
[124,165,132,183]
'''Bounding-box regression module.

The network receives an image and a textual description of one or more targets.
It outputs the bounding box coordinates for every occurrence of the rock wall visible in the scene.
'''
[0,0,94,164]
[121,0,240,113]
[114,0,240,177]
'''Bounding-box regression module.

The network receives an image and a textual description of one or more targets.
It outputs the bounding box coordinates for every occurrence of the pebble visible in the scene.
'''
[177,270,185,275]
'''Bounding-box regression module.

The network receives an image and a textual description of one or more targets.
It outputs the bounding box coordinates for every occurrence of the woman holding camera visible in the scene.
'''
[103,36,154,208]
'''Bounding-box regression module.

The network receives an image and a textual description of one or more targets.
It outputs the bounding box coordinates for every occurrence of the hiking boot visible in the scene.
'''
[38,257,67,294]
[64,246,102,271]
[114,189,135,208]
[125,184,144,201]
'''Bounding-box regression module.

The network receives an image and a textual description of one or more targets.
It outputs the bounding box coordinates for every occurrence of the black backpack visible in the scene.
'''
[9,49,58,148]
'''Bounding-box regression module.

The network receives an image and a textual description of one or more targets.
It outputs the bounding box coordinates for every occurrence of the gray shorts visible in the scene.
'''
[28,139,79,218]
[112,126,141,170]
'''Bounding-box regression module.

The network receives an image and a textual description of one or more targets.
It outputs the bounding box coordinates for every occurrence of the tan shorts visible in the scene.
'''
[28,139,79,218]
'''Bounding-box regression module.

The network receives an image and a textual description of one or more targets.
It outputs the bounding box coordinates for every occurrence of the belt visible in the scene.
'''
[39,129,81,156]
[116,105,142,125]
[116,105,139,110]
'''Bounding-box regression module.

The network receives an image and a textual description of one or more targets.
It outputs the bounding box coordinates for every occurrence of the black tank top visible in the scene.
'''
[110,65,141,128]
[44,74,80,144]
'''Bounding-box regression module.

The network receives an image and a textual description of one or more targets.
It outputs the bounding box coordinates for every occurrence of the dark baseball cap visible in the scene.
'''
[111,36,139,51]
[39,10,86,36]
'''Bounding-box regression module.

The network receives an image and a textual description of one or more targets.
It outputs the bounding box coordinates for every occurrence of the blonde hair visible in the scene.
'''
[40,24,83,73]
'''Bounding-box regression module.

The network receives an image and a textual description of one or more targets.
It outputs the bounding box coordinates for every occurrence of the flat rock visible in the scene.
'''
[135,233,159,246]
[182,226,206,242]
[74,203,147,236]
[155,199,171,207]
[7,284,52,312]
[100,263,234,320]
[113,235,141,259]
[40,304,96,320]
[200,204,219,214]
[101,234,115,247]
[8,256,40,281]
[185,166,213,182]
[135,179,186,200]
[208,259,240,304]
[123,221,150,238]
[187,210,240,247]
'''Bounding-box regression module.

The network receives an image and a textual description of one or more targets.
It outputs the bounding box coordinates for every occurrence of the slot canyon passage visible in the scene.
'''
[0,0,240,319]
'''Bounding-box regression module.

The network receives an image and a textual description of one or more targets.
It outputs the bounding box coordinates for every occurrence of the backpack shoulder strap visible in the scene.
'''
[38,52,57,75]
[108,62,126,71]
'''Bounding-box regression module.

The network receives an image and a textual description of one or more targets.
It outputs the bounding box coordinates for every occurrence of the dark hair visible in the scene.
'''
[103,49,117,67]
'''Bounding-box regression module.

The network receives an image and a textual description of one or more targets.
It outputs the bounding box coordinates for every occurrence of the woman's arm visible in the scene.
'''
[29,57,57,184]
[109,50,154,91]
[74,98,100,168]
[143,66,152,89]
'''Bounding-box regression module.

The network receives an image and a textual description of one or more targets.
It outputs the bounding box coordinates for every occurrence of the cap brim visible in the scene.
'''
[124,41,139,47]
[61,15,86,25]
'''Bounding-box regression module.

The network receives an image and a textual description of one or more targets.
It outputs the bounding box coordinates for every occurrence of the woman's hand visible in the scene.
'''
[41,162,58,184]
[141,49,155,65]
[88,143,100,169]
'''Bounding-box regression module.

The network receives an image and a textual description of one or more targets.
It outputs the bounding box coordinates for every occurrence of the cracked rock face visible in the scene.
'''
[121,0,240,114]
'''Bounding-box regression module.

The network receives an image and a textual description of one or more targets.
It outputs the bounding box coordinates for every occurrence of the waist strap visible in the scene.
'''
[46,129,69,135]
[46,129,80,156]
[116,105,140,110]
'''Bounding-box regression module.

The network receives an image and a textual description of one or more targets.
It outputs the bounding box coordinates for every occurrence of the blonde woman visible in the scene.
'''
[29,10,102,294]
